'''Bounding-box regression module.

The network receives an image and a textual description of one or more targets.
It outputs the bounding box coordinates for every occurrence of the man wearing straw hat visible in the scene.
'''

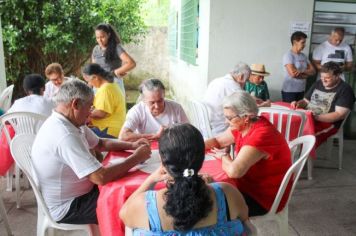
[245,64,271,107]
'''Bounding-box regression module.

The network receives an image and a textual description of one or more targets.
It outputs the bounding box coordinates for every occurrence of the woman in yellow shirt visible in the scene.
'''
[83,63,126,138]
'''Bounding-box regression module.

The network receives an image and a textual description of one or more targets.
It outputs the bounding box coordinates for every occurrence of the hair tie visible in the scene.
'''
[183,169,195,177]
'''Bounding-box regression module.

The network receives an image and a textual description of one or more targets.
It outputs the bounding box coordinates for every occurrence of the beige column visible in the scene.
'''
[0,17,7,92]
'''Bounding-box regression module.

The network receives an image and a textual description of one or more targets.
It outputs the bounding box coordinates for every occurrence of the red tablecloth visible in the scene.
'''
[0,125,15,176]
[268,102,316,157]
[97,148,235,236]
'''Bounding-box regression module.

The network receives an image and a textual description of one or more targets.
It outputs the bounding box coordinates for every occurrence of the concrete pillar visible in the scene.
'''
[0,17,7,92]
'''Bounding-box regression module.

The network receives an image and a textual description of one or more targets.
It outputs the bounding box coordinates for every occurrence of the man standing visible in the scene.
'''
[312,27,353,81]
[32,79,151,224]
[291,62,355,147]
[119,78,189,141]
[203,63,251,135]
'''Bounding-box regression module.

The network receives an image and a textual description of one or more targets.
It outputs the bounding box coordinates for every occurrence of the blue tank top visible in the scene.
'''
[132,183,246,236]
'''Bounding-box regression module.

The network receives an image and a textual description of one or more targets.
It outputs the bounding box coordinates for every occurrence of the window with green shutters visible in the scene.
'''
[180,0,199,65]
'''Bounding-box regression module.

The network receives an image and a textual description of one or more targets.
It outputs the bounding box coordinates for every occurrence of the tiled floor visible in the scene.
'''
[1,139,356,236]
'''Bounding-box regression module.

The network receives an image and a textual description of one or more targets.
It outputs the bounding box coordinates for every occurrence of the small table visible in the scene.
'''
[271,102,316,157]
[97,148,234,236]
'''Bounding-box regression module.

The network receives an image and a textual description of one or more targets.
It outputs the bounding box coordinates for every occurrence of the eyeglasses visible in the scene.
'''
[225,114,240,121]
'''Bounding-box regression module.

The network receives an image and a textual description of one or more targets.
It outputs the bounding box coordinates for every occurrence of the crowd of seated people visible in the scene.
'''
[2,23,356,236]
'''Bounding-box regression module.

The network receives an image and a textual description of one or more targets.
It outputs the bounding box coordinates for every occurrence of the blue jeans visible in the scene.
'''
[114,77,125,98]
[90,127,116,139]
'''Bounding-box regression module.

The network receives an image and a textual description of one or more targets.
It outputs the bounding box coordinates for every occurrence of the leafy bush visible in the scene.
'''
[0,0,147,84]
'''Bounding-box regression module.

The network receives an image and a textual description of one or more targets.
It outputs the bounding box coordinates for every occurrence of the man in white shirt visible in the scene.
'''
[203,63,251,135]
[7,74,54,116]
[32,79,151,224]
[313,27,353,81]
[44,62,71,99]
[119,79,189,141]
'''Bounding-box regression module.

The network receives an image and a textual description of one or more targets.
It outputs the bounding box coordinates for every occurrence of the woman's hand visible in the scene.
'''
[114,68,127,77]
[211,147,231,160]
[131,138,150,149]
[199,173,214,183]
[147,165,169,183]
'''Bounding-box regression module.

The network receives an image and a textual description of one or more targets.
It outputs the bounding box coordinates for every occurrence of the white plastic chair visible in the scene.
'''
[0,191,13,235]
[125,226,133,236]
[271,104,290,110]
[188,100,213,139]
[325,112,350,170]
[0,112,47,208]
[10,134,97,236]
[258,107,314,180]
[258,107,306,143]
[250,135,316,236]
[0,85,15,112]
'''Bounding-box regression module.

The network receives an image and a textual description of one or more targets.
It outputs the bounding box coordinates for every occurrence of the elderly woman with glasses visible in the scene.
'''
[44,63,70,99]
[205,90,291,217]
[82,63,126,138]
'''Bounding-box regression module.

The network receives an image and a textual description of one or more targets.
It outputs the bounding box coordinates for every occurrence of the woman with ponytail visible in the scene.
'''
[92,23,136,97]
[83,63,126,138]
[120,123,248,235]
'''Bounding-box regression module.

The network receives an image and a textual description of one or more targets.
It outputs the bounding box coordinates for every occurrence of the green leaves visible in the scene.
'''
[0,0,147,82]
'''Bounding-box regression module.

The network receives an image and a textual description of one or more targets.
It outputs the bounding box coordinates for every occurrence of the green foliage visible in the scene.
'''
[142,0,170,27]
[0,0,147,83]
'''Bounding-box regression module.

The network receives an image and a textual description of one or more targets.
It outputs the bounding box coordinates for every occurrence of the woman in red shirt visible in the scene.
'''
[205,91,291,216]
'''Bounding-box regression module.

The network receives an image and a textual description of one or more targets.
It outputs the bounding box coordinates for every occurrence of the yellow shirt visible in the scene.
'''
[91,82,126,137]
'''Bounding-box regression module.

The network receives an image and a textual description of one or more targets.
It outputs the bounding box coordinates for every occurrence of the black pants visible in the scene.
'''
[281,91,304,103]
[242,192,268,217]
[57,186,99,224]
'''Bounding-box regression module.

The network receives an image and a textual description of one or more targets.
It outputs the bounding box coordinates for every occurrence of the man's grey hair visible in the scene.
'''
[139,78,165,94]
[223,91,258,117]
[332,27,345,35]
[230,62,251,82]
[53,79,94,105]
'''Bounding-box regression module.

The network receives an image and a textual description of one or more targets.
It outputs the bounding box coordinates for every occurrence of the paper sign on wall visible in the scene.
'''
[290,21,311,36]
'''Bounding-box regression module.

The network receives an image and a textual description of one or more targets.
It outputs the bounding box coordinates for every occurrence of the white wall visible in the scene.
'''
[170,0,315,103]
[208,0,315,100]
[0,18,7,92]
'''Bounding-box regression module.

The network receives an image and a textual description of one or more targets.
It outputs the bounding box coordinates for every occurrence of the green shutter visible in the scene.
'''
[168,9,178,57]
[180,0,198,65]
